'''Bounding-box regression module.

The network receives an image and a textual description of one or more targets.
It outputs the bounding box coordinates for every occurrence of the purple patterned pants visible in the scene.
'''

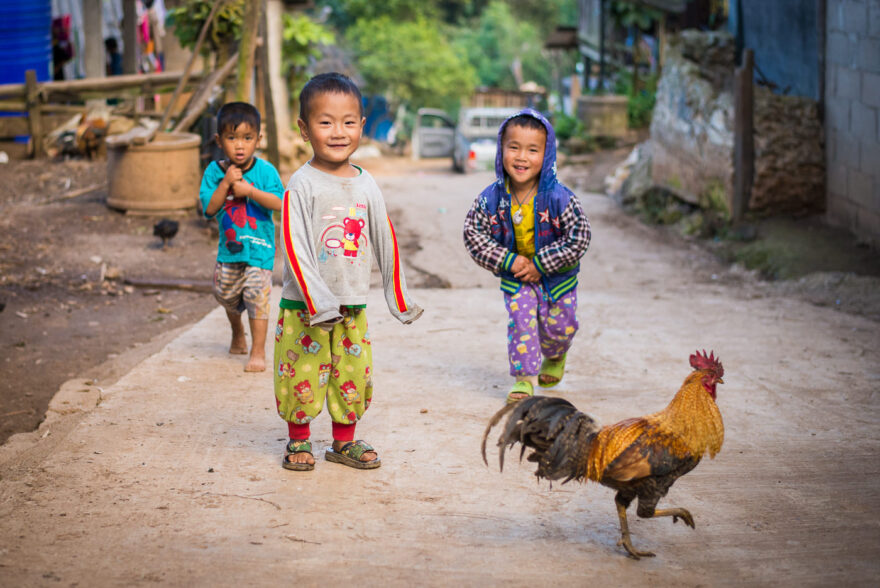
[503,283,578,377]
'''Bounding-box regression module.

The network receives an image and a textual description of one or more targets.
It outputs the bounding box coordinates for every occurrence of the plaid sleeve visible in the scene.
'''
[463,197,517,274]
[533,195,591,275]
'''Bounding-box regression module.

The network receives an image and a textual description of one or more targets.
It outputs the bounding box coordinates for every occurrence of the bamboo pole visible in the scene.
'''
[25,70,43,159]
[732,49,754,222]
[0,70,206,99]
[172,51,239,133]
[151,0,224,141]
[236,0,263,102]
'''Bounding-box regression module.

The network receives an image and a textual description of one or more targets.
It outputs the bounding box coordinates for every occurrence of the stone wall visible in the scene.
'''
[650,31,735,206]
[751,88,825,214]
[649,30,825,215]
[825,0,880,245]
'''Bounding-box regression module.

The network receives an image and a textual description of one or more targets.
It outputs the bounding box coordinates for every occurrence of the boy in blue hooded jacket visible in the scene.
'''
[463,109,591,403]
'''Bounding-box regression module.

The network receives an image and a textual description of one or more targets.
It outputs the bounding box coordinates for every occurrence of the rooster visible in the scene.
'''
[482,350,724,559]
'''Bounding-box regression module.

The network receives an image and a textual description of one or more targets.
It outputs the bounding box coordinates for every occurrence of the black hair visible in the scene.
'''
[298,72,363,120]
[502,114,547,140]
[216,102,261,134]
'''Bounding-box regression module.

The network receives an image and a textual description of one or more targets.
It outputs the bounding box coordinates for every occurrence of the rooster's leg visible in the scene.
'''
[651,508,695,529]
[615,496,655,559]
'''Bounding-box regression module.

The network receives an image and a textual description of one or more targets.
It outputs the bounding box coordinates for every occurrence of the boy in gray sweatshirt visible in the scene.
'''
[275,73,423,471]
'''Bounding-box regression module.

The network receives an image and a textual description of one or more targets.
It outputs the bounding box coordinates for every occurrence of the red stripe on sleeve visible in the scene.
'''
[386,215,407,312]
[282,190,317,316]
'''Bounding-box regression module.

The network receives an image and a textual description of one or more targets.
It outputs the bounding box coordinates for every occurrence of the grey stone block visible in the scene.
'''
[837,130,862,163]
[851,100,878,140]
[844,0,869,34]
[870,0,880,36]
[856,204,880,239]
[863,71,880,107]
[874,175,880,209]
[858,37,880,72]
[827,193,858,229]
[848,167,874,204]
[828,161,850,193]
[836,66,862,99]
[860,138,880,173]
[830,0,848,31]
[828,31,856,66]
[826,96,852,131]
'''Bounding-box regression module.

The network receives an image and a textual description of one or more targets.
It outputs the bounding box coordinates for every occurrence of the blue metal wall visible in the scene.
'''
[0,0,52,84]
[730,0,821,100]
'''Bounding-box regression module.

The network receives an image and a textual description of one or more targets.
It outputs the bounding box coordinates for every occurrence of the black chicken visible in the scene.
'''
[153,219,179,249]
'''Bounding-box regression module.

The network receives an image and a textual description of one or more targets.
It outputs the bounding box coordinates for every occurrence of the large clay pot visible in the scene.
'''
[576,95,629,139]
[106,132,201,212]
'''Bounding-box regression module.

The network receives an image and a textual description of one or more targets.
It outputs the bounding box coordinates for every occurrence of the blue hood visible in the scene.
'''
[493,108,558,194]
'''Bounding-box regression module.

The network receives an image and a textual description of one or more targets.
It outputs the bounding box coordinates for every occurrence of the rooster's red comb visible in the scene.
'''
[689,349,723,375]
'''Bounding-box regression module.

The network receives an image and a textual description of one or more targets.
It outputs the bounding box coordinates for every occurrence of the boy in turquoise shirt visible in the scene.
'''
[199,102,284,372]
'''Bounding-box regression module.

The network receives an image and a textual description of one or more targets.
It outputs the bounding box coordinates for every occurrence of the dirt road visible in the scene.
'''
[1,166,878,586]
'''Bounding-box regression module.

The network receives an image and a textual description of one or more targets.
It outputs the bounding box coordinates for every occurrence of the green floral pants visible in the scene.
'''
[273,306,372,425]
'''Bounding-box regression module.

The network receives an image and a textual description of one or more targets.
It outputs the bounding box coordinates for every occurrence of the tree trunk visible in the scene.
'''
[236,1,263,103]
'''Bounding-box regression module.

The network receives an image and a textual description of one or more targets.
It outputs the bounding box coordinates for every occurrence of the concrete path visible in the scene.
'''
[1,170,878,586]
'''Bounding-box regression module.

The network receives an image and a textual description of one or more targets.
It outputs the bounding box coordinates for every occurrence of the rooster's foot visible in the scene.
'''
[617,535,656,560]
[655,507,695,529]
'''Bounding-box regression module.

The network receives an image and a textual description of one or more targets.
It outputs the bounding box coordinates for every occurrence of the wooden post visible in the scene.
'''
[732,49,754,222]
[236,0,263,102]
[25,70,43,159]
[122,0,138,75]
[598,0,606,90]
[259,1,280,169]
[266,0,290,135]
[83,0,105,80]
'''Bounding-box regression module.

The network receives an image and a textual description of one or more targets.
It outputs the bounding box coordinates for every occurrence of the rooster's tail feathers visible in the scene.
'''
[482,395,601,483]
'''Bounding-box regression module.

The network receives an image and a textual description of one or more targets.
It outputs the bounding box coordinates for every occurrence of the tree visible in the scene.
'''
[609,0,661,96]
[346,16,476,111]
[166,0,245,67]
[282,12,334,98]
[451,1,548,90]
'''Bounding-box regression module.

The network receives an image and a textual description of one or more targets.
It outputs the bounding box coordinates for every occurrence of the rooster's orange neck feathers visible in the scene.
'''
[655,371,725,459]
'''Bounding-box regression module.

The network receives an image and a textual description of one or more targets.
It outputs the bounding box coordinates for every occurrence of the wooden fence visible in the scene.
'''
[0,69,205,159]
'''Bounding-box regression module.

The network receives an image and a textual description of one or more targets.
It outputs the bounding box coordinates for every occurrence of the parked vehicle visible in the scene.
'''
[413,106,520,173]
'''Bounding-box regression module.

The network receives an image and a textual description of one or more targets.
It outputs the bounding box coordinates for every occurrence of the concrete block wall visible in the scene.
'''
[825,0,880,245]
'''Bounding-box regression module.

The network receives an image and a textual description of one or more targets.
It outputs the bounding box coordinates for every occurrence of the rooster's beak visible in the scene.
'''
[717,377,724,385]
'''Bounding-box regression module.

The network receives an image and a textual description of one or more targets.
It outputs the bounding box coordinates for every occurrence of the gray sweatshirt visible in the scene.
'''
[281,163,423,327]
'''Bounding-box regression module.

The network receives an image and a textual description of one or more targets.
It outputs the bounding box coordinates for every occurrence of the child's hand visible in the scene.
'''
[230,180,254,198]
[223,164,243,186]
[511,255,541,283]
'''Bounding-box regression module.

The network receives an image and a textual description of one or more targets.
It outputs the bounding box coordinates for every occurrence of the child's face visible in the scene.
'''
[216,122,260,168]
[297,91,365,176]
[501,124,546,191]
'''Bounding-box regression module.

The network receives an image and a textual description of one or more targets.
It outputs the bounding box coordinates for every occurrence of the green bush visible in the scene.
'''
[614,71,658,129]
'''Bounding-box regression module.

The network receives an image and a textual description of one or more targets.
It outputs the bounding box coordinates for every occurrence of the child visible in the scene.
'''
[199,102,284,372]
[276,72,422,471]
[463,109,591,404]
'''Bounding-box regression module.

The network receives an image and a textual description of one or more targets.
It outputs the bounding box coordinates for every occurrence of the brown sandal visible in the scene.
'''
[324,440,381,469]
[282,439,315,471]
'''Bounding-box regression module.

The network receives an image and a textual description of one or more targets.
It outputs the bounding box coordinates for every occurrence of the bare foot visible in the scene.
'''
[285,451,315,466]
[229,336,248,355]
[226,310,248,354]
[332,440,377,463]
[283,439,315,470]
[243,353,266,372]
